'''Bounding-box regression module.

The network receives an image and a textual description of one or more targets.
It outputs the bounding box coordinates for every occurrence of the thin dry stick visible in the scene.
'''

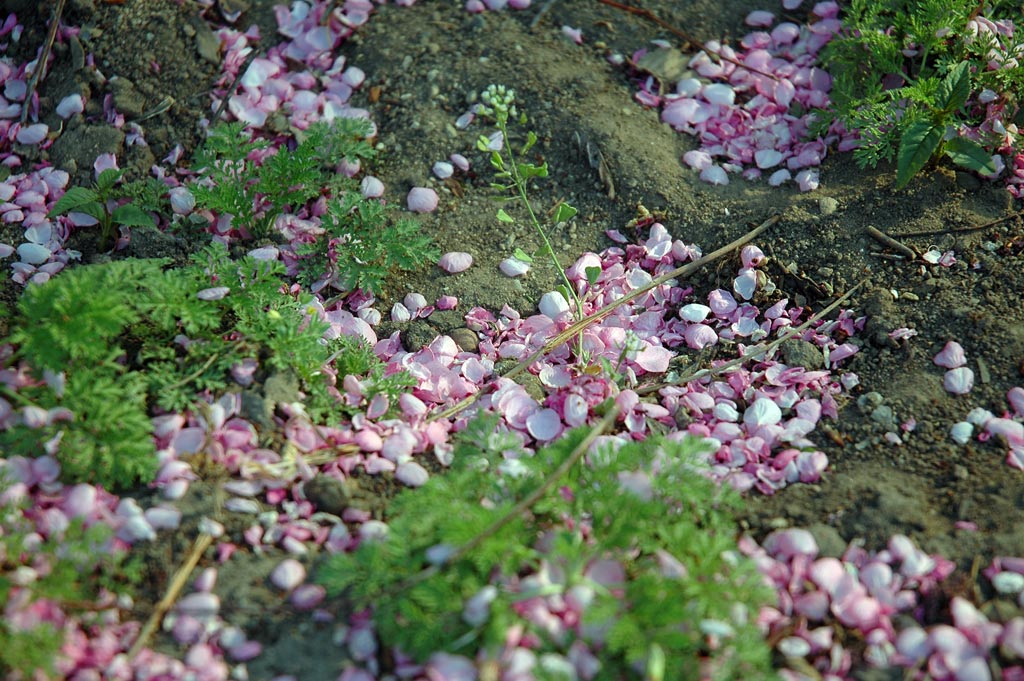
[210,50,259,123]
[636,278,867,396]
[127,533,214,661]
[596,0,780,82]
[431,212,781,422]
[21,0,68,125]
[397,406,619,594]
[895,210,1024,238]
[865,225,917,260]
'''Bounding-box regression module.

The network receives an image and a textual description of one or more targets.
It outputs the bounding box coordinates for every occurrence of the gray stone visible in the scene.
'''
[109,77,147,119]
[303,476,349,517]
[189,16,222,64]
[806,522,847,558]
[818,196,839,215]
[449,327,479,352]
[779,338,824,371]
[49,124,125,181]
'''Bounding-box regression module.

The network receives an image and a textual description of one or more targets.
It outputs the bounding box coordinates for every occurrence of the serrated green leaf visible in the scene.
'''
[111,204,156,228]
[936,61,971,114]
[553,202,578,223]
[895,120,943,188]
[47,186,100,217]
[496,209,514,223]
[95,168,124,193]
[77,201,107,222]
[944,136,997,175]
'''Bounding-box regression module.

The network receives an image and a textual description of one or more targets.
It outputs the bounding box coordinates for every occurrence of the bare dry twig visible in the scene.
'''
[127,533,214,661]
[636,277,867,395]
[596,0,780,81]
[431,213,781,421]
[21,0,68,125]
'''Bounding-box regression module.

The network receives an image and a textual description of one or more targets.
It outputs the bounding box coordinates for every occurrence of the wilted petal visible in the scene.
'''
[197,286,230,301]
[438,251,473,273]
[944,367,974,395]
[934,341,967,368]
[407,187,438,213]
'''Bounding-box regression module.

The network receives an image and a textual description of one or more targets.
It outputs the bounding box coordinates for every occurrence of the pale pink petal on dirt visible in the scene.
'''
[407,187,438,213]
[934,341,967,368]
[438,251,473,273]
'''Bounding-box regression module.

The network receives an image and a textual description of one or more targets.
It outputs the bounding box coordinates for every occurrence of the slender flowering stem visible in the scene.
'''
[494,115,582,314]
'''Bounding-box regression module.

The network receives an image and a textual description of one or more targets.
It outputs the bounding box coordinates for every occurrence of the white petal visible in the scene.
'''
[943,367,974,395]
[499,257,530,277]
[743,398,782,427]
[950,422,973,445]
[679,303,711,322]
[933,341,966,368]
[56,94,84,118]
[699,164,729,186]
[755,149,783,169]
[438,251,473,273]
[17,242,50,264]
[396,461,429,487]
[538,291,570,319]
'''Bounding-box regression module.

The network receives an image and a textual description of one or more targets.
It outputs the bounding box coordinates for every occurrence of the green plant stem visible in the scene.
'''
[396,405,620,594]
[0,385,36,408]
[497,119,583,316]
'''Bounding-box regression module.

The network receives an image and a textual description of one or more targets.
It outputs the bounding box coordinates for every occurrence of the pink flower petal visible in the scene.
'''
[438,251,473,273]
[526,408,563,441]
[407,187,438,213]
[934,341,966,368]
[943,367,974,395]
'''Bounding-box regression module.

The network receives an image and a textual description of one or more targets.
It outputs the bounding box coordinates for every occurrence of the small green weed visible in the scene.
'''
[47,167,155,247]
[294,189,437,296]
[191,118,436,294]
[189,118,372,239]
[1,243,413,488]
[818,0,1022,187]
[477,85,582,313]
[318,414,776,679]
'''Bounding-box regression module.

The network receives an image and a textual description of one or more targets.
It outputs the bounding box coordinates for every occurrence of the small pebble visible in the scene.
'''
[818,197,839,215]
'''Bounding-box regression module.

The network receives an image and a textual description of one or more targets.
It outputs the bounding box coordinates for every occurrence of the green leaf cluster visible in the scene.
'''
[3,243,412,488]
[0,491,140,679]
[317,416,775,679]
[818,0,1022,187]
[189,118,374,239]
[295,190,438,296]
[47,168,156,246]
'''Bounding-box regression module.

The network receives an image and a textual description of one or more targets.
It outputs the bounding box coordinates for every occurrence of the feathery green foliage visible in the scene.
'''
[318,415,776,679]
[189,118,372,239]
[294,190,438,295]
[2,243,413,488]
[818,0,1022,187]
[191,118,436,294]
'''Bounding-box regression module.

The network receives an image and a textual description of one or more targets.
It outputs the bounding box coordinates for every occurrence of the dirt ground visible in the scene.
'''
[6,0,1024,677]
